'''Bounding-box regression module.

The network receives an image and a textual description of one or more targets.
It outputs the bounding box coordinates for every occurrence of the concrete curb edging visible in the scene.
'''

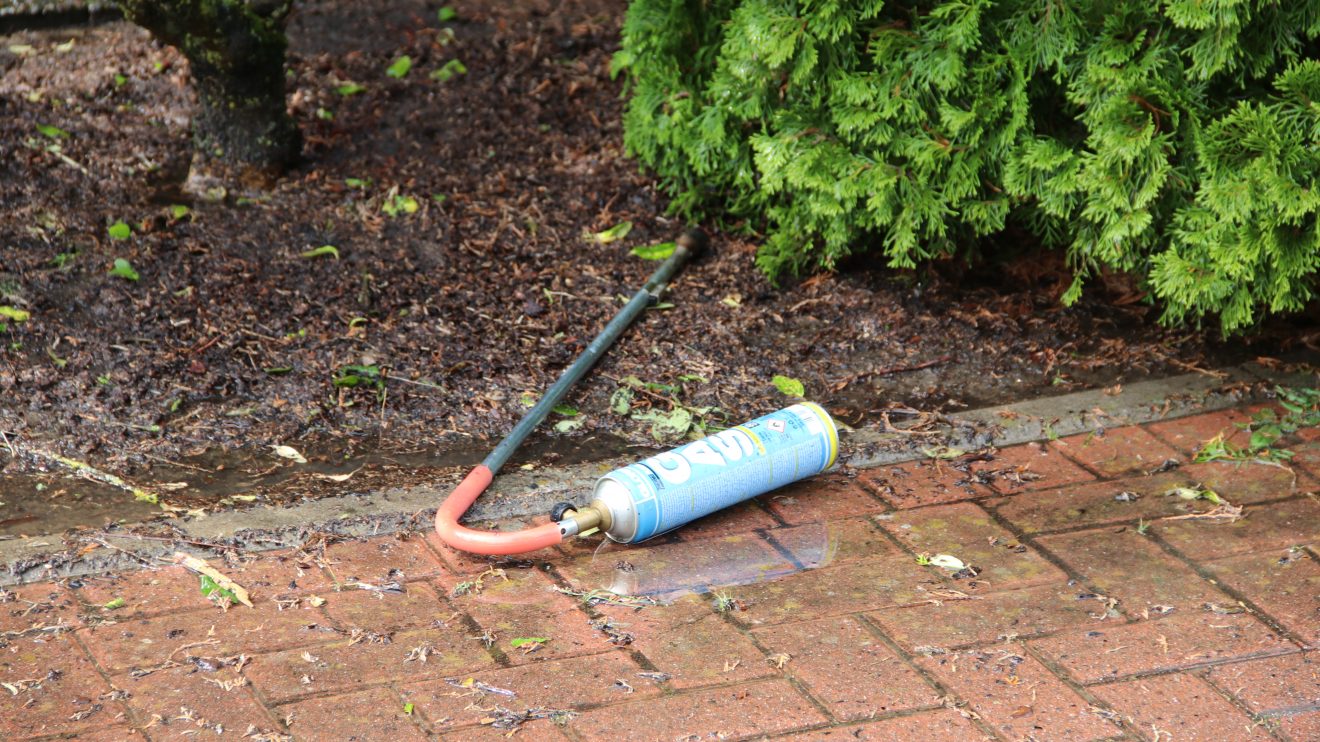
[2,361,1312,583]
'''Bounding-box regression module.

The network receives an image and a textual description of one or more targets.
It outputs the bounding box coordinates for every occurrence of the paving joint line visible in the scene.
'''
[1006,490,1311,540]
[1077,645,1303,690]
[1017,641,1139,740]
[1190,665,1292,742]
[65,627,140,736]
[979,504,1139,622]
[713,607,840,724]
[1140,529,1316,650]
[850,612,1006,741]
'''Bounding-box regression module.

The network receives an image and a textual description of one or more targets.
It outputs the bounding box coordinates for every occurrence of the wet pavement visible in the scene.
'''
[3,405,1320,741]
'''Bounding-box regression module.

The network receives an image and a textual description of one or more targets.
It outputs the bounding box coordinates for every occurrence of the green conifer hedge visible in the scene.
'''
[614,1,1320,333]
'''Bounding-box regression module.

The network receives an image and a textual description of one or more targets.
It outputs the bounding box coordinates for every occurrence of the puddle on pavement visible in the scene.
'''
[0,432,636,538]
[0,472,161,539]
[565,523,834,600]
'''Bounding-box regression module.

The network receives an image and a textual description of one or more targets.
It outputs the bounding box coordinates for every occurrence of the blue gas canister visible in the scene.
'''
[591,403,838,543]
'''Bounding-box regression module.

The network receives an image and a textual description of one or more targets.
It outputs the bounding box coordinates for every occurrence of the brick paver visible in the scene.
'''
[1089,671,1270,740]
[1029,610,1295,684]
[751,615,937,721]
[1153,496,1320,560]
[866,582,1102,651]
[878,501,1067,589]
[787,709,990,740]
[1203,652,1320,741]
[1051,426,1181,477]
[1202,549,1320,646]
[918,646,1122,740]
[0,636,121,739]
[973,441,1097,494]
[858,459,994,506]
[279,686,429,740]
[590,593,773,690]
[567,678,827,740]
[5,404,1318,740]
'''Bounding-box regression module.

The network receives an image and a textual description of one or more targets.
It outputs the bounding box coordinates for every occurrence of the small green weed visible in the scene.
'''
[1194,386,1320,464]
[108,258,138,281]
[382,193,419,217]
[430,59,467,82]
[711,591,741,613]
[386,56,413,79]
[334,364,384,398]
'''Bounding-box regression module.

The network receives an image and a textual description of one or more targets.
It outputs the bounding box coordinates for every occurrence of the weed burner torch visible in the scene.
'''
[434,229,838,555]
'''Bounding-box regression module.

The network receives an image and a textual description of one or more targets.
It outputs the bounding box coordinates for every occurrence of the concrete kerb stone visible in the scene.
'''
[2,362,1312,584]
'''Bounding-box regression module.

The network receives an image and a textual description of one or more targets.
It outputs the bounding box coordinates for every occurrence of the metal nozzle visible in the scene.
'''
[556,502,610,539]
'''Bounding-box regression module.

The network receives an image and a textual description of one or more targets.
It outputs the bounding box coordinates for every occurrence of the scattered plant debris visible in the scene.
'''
[589,617,634,646]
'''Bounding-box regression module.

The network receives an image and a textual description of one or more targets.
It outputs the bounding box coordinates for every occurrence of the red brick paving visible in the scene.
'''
[1089,671,1271,740]
[1051,425,1181,477]
[1029,610,1295,684]
[4,406,1318,740]
[866,583,1103,651]
[1145,409,1252,455]
[751,615,936,721]
[761,473,891,524]
[1203,652,1320,741]
[243,624,499,704]
[1153,496,1320,560]
[918,647,1122,740]
[320,580,450,632]
[279,686,429,740]
[119,663,283,737]
[1202,549,1320,646]
[858,459,994,506]
[397,650,656,730]
[974,440,1097,494]
[0,636,121,739]
[1036,528,1233,616]
[590,593,773,690]
[0,581,83,634]
[878,501,1067,589]
[768,515,900,567]
[788,709,990,740]
[987,471,1209,535]
[568,678,828,740]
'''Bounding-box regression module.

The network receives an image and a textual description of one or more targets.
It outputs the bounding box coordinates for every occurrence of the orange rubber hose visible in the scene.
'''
[433,465,565,555]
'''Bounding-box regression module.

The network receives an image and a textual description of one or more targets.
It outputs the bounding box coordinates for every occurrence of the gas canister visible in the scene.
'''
[588,403,838,543]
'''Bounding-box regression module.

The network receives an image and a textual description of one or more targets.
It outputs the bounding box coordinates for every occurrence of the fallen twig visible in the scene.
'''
[173,552,254,607]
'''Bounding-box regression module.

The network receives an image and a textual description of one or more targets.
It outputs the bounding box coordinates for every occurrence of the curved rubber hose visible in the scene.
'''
[433,466,565,555]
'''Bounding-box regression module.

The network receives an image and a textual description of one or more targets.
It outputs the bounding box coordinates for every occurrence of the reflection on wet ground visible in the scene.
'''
[558,521,836,600]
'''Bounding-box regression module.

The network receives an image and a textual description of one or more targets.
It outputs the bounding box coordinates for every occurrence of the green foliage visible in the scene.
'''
[301,245,340,259]
[107,221,132,240]
[631,241,677,259]
[386,55,413,79]
[617,0,1320,334]
[108,258,139,281]
[609,374,724,442]
[198,574,238,605]
[770,374,804,397]
[1194,385,1320,463]
[430,59,467,82]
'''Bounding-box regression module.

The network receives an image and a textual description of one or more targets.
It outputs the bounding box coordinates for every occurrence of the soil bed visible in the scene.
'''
[1,1,1315,532]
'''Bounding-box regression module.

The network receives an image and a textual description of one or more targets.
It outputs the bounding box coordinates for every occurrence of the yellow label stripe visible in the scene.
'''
[735,425,767,455]
[799,402,839,469]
